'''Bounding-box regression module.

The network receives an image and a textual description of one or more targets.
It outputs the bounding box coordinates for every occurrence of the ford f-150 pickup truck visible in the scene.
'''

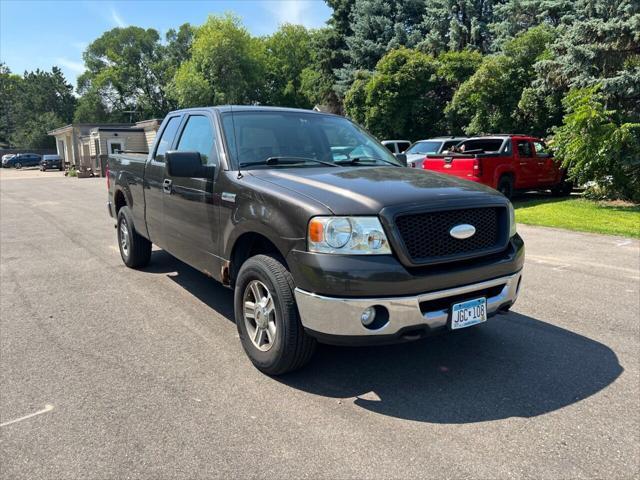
[421,135,572,198]
[107,106,524,375]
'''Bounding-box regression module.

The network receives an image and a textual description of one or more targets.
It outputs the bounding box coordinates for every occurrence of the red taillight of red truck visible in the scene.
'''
[473,158,482,177]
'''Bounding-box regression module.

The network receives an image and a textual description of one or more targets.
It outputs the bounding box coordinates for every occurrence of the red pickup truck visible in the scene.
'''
[419,135,571,198]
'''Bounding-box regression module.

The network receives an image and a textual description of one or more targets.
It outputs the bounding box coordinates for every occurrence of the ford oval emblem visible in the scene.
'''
[450,224,476,240]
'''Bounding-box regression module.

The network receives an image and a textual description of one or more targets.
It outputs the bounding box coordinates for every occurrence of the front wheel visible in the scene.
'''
[15,162,22,169]
[117,206,151,268]
[234,254,316,375]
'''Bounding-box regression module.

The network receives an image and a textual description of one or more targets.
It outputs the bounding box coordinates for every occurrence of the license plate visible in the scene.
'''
[450,297,487,330]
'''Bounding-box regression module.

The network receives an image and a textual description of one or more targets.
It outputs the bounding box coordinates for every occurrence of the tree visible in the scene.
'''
[446,25,556,135]
[170,14,265,107]
[335,0,428,93]
[10,112,63,149]
[343,48,481,139]
[0,65,73,148]
[418,0,501,55]
[79,26,170,119]
[553,85,640,201]
[300,27,348,112]
[489,0,576,50]
[534,0,640,122]
[263,24,314,108]
[0,64,22,146]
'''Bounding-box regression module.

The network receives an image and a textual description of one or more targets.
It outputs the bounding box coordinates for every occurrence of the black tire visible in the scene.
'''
[117,206,151,268]
[15,162,22,169]
[234,254,316,375]
[551,179,573,197]
[497,175,514,199]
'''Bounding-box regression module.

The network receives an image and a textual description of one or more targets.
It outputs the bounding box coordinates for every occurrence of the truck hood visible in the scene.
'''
[248,166,505,215]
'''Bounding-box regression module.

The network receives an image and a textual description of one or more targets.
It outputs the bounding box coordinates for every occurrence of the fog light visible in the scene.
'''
[361,307,376,326]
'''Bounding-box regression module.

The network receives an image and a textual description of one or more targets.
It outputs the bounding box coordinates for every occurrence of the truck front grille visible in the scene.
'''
[395,207,505,264]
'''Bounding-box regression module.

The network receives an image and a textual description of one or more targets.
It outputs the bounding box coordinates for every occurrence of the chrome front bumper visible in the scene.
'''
[294,271,522,338]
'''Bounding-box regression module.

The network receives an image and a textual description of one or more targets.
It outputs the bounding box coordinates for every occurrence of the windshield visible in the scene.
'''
[220,111,402,169]
[406,141,443,155]
[43,155,60,160]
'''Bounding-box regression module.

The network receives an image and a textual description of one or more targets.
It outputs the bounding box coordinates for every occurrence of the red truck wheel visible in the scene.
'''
[497,175,514,199]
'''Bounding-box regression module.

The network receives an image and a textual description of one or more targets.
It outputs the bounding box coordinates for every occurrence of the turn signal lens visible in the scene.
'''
[309,219,324,243]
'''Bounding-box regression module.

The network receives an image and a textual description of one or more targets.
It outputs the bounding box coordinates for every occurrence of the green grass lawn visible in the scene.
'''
[513,195,640,238]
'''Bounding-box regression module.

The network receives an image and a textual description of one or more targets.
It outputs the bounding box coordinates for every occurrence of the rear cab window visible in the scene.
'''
[153,116,182,162]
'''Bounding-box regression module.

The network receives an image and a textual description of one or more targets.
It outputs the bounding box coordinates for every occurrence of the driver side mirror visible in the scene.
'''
[166,151,214,178]
[394,153,407,166]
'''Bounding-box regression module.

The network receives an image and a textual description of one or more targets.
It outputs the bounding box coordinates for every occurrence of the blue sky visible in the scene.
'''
[0,1,332,88]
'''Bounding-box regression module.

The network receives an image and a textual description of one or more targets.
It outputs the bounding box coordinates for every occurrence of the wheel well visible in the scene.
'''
[114,190,126,214]
[229,233,285,286]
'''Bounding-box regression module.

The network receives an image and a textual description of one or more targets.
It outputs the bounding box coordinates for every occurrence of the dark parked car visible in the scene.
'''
[4,153,42,169]
[108,106,524,375]
[40,154,63,171]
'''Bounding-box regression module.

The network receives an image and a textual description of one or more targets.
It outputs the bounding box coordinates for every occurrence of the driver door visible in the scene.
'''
[162,112,220,272]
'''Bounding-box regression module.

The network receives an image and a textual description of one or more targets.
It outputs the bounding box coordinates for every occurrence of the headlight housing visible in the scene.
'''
[308,216,392,254]
[508,202,517,237]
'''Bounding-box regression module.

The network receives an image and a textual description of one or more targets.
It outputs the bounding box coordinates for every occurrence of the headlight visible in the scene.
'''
[308,216,392,254]
[508,202,517,237]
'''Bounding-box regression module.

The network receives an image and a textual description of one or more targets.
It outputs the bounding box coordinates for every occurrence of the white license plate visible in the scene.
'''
[451,297,487,330]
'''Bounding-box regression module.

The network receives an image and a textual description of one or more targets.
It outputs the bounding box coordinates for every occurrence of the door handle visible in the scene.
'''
[162,178,172,194]
[519,162,527,166]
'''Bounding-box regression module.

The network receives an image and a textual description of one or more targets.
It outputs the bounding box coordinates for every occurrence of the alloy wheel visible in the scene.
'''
[243,280,277,352]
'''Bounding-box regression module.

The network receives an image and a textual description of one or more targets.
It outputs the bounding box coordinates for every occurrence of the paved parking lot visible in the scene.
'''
[1,168,639,479]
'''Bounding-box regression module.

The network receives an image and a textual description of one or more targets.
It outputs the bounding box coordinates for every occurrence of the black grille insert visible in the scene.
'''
[395,207,504,263]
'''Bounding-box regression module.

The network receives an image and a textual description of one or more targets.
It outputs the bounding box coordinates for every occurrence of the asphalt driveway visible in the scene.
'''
[1,170,638,479]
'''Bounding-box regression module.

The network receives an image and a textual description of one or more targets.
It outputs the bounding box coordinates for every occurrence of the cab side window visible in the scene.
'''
[154,116,181,162]
[516,140,533,158]
[176,115,217,166]
[533,141,551,157]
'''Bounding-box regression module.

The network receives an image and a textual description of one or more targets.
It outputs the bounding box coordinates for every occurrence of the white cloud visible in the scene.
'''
[261,1,322,28]
[56,57,85,74]
[111,7,126,28]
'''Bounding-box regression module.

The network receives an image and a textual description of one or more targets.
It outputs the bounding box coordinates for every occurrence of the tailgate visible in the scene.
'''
[423,154,478,180]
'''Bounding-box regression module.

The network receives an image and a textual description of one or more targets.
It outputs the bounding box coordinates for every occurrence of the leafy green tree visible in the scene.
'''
[0,64,22,146]
[300,27,348,112]
[170,14,265,107]
[553,85,640,201]
[73,90,110,123]
[263,24,314,108]
[10,112,63,149]
[446,25,556,135]
[78,26,170,118]
[0,65,73,148]
[343,70,372,125]
[344,48,481,139]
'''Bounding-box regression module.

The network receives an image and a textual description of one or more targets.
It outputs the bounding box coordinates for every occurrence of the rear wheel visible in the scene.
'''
[497,175,514,199]
[117,206,151,268]
[15,162,22,169]
[234,254,316,375]
[551,178,573,197]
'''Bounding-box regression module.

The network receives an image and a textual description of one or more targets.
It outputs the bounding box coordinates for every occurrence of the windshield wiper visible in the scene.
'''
[239,156,337,168]
[335,156,398,166]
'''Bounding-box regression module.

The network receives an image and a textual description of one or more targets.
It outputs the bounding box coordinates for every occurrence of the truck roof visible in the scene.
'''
[167,105,337,116]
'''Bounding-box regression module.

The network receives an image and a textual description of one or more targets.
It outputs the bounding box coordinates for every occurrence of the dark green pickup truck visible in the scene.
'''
[107,106,524,375]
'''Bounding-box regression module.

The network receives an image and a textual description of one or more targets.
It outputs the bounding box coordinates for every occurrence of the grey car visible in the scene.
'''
[406,137,467,168]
